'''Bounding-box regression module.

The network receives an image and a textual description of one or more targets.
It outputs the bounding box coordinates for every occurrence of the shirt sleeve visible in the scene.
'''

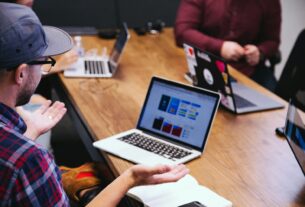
[257,0,281,58]
[174,0,224,54]
[11,147,70,207]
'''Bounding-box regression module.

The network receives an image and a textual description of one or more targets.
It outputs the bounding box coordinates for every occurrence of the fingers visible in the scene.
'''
[152,164,189,184]
[150,164,172,174]
[64,50,79,64]
[44,101,66,118]
[36,100,52,114]
[128,164,189,187]
[244,45,260,66]
[58,49,79,66]
[170,164,189,174]
[221,42,261,64]
[132,164,171,177]
[65,49,78,58]
[246,57,256,66]
[232,44,245,61]
[231,53,240,62]
[221,41,245,61]
[244,45,258,56]
[36,101,66,120]
[50,107,67,125]
[69,54,79,64]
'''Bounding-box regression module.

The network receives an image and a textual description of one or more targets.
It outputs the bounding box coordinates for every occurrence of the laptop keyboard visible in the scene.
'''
[233,94,256,108]
[84,60,108,75]
[118,133,192,160]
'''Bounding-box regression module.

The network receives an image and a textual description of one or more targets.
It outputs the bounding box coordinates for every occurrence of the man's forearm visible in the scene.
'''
[86,169,135,207]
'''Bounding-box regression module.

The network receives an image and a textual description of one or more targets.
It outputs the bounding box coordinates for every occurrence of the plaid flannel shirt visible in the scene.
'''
[0,103,69,206]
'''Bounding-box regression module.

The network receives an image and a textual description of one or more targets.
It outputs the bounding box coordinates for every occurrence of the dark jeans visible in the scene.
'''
[250,64,277,92]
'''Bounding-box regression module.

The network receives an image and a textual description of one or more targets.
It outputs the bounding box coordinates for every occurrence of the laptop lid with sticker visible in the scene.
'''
[183,44,236,112]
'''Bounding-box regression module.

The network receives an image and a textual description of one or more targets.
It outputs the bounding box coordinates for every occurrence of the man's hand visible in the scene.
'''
[56,49,79,70]
[220,41,245,61]
[17,101,67,140]
[86,164,189,207]
[126,164,189,187]
[244,44,260,66]
[43,49,79,74]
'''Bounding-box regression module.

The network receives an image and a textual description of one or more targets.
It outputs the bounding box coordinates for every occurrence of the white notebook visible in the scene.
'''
[127,174,232,207]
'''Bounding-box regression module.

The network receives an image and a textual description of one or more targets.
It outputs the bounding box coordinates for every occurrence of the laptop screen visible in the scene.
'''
[285,100,305,176]
[137,77,220,151]
[109,22,130,68]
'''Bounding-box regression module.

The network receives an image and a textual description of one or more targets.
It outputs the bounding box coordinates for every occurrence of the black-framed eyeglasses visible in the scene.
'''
[27,56,56,74]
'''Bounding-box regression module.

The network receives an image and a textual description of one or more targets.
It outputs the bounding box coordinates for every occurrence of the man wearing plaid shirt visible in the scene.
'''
[0,3,73,206]
[0,104,70,206]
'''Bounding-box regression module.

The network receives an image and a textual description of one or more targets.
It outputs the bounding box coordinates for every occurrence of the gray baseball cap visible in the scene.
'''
[0,3,73,69]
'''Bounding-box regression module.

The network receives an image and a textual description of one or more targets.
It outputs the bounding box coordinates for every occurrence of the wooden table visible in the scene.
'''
[54,28,305,207]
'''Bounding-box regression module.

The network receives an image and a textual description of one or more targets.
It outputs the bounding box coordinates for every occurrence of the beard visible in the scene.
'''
[16,86,35,106]
[15,67,41,106]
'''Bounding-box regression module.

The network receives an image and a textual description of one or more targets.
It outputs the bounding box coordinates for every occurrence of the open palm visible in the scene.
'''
[130,164,189,186]
[17,101,67,140]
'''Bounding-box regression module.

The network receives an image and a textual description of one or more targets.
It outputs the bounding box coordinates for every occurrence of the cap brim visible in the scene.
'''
[42,26,73,57]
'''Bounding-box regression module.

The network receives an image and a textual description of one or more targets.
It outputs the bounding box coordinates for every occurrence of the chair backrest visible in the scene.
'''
[275,29,305,104]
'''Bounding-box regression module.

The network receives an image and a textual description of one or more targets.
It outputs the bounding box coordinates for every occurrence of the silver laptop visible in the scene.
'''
[284,99,305,176]
[93,77,220,165]
[183,43,284,114]
[64,22,130,78]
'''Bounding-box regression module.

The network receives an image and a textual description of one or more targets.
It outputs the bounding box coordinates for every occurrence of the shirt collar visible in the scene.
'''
[0,102,27,134]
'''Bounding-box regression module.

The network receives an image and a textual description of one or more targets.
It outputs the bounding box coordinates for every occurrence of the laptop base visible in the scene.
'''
[64,57,114,78]
[232,82,284,114]
[93,129,201,165]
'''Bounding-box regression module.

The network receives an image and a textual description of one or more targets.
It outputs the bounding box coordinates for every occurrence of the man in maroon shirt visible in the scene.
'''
[175,0,281,86]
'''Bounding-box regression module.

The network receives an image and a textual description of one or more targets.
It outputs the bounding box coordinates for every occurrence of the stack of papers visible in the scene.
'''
[127,174,232,207]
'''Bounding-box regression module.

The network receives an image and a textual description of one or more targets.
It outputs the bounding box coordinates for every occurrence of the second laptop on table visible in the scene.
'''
[64,22,130,78]
[183,43,284,114]
[93,76,220,165]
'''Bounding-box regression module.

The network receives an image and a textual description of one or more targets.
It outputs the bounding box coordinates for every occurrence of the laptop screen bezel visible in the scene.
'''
[109,22,130,73]
[284,99,305,176]
[136,76,220,152]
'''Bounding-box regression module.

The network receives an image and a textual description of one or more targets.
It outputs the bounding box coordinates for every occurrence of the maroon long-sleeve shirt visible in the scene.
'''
[175,0,281,76]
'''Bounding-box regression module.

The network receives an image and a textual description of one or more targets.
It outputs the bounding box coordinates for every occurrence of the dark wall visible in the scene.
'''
[33,0,180,29]
[33,0,117,28]
[118,0,180,28]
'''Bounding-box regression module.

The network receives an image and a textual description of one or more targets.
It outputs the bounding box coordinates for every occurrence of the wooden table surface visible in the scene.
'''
[57,28,305,207]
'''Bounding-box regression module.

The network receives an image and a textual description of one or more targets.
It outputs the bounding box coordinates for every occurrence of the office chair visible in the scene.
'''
[274,29,305,136]
[275,29,305,104]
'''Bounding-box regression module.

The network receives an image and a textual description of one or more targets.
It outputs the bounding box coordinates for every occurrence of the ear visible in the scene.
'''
[14,64,28,85]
